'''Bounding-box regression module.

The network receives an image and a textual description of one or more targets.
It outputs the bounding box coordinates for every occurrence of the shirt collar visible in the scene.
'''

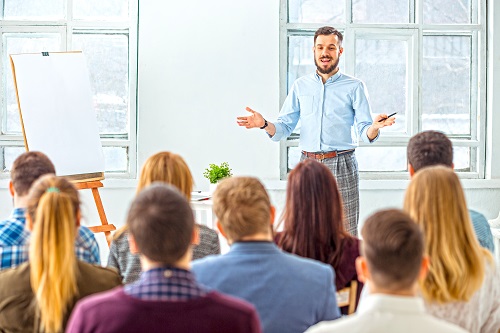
[357,294,426,315]
[229,241,280,253]
[140,266,195,283]
[11,208,27,221]
[124,266,206,301]
[314,70,342,83]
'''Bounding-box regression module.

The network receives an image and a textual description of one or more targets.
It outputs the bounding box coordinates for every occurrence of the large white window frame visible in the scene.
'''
[0,1,138,179]
[279,0,486,180]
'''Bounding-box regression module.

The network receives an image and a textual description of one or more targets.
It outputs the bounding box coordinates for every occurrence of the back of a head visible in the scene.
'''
[137,151,194,200]
[403,165,488,302]
[27,174,80,333]
[407,130,453,172]
[362,209,424,292]
[213,177,271,242]
[127,183,194,264]
[280,159,347,265]
[11,151,55,196]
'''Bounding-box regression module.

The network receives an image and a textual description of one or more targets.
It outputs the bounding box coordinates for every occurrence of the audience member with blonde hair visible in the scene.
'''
[0,175,121,333]
[0,151,100,271]
[407,130,494,252]
[192,176,340,333]
[306,209,466,333]
[277,159,362,314]
[404,166,500,332]
[108,151,220,283]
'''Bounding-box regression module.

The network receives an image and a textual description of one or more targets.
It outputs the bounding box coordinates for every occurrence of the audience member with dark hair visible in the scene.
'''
[404,166,500,332]
[0,151,100,270]
[108,151,220,283]
[306,209,467,333]
[192,177,340,333]
[0,175,120,333]
[407,130,494,252]
[67,184,261,333]
[277,159,362,314]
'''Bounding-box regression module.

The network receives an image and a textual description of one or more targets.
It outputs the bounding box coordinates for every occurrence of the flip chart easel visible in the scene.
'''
[10,51,116,245]
[73,181,116,245]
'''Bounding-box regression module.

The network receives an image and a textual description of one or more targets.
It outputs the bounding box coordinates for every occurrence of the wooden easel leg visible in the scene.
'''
[74,181,116,247]
[90,187,115,246]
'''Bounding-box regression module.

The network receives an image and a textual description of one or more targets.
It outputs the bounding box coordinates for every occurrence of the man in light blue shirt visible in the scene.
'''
[237,26,394,236]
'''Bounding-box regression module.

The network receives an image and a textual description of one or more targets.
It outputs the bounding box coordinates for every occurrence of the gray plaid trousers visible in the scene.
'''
[300,151,359,237]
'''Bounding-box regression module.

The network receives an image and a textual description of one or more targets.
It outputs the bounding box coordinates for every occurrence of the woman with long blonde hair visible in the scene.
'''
[108,151,220,283]
[404,166,499,332]
[0,175,121,333]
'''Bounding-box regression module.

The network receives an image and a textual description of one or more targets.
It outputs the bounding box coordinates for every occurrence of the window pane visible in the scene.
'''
[3,147,26,172]
[352,0,409,23]
[73,0,129,20]
[288,0,345,24]
[288,35,345,91]
[356,147,407,172]
[422,36,471,135]
[454,146,471,172]
[3,0,64,20]
[72,33,129,135]
[355,38,408,134]
[423,0,470,24]
[103,146,128,172]
[287,146,302,172]
[3,34,61,134]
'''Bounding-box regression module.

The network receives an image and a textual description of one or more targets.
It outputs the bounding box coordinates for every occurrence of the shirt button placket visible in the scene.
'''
[319,82,325,151]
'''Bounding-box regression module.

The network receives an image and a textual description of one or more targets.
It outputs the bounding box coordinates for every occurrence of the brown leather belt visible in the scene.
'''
[302,149,355,160]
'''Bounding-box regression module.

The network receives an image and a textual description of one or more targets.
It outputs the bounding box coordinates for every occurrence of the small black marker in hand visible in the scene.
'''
[379,112,398,122]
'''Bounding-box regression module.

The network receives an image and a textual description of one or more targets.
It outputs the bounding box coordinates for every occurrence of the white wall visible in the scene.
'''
[137,0,281,187]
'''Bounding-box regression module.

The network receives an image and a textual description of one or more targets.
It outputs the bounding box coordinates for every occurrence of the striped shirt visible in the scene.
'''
[0,208,100,270]
[124,267,207,301]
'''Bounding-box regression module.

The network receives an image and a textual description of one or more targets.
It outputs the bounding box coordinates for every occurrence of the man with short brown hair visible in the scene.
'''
[0,151,100,269]
[192,176,340,333]
[67,184,261,333]
[407,130,494,252]
[305,209,467,333]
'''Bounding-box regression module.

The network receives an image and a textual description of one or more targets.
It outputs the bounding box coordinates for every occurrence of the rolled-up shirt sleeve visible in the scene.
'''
[353,82,377,143]
[270,83,300,142]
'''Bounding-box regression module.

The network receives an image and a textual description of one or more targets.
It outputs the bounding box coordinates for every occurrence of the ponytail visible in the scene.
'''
[27,176,79,333]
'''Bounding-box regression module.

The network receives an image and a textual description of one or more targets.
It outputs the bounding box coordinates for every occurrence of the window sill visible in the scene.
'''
[262,179,500,191]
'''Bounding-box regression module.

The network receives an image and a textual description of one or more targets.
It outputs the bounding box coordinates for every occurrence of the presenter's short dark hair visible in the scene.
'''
[407,130,453,172]
[127,183,194,264]
[361,209,424,291]
[314,26,343,44]
[11,151,55,196]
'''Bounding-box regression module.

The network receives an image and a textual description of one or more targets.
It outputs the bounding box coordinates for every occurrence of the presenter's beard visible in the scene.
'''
[315,56,339,75]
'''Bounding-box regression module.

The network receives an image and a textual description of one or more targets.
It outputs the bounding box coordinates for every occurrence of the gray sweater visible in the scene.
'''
[107,224,220,284]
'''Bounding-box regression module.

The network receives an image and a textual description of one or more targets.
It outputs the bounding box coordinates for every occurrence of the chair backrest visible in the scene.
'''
[487,214,500,265]
[336,280,358,315]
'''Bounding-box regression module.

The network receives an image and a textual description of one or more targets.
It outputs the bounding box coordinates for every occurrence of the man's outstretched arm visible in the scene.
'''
[237,107,276,137]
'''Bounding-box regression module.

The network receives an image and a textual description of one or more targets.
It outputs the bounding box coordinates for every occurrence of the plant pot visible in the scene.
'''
[209,183,218,195]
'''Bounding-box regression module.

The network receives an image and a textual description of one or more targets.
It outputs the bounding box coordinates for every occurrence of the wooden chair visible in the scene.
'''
[336,280,358,315]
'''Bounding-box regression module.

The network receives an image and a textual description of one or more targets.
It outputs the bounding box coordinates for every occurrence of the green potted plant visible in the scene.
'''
[203,162,232,193]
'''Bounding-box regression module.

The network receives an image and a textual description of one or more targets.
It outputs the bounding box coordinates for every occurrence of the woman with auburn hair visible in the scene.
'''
[277,159,362,314]
[0,175,121,333]
[108,151,220,283]
[404,166,500,332]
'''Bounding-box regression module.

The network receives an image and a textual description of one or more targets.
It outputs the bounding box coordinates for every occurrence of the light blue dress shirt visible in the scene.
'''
[271,71,378,152]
